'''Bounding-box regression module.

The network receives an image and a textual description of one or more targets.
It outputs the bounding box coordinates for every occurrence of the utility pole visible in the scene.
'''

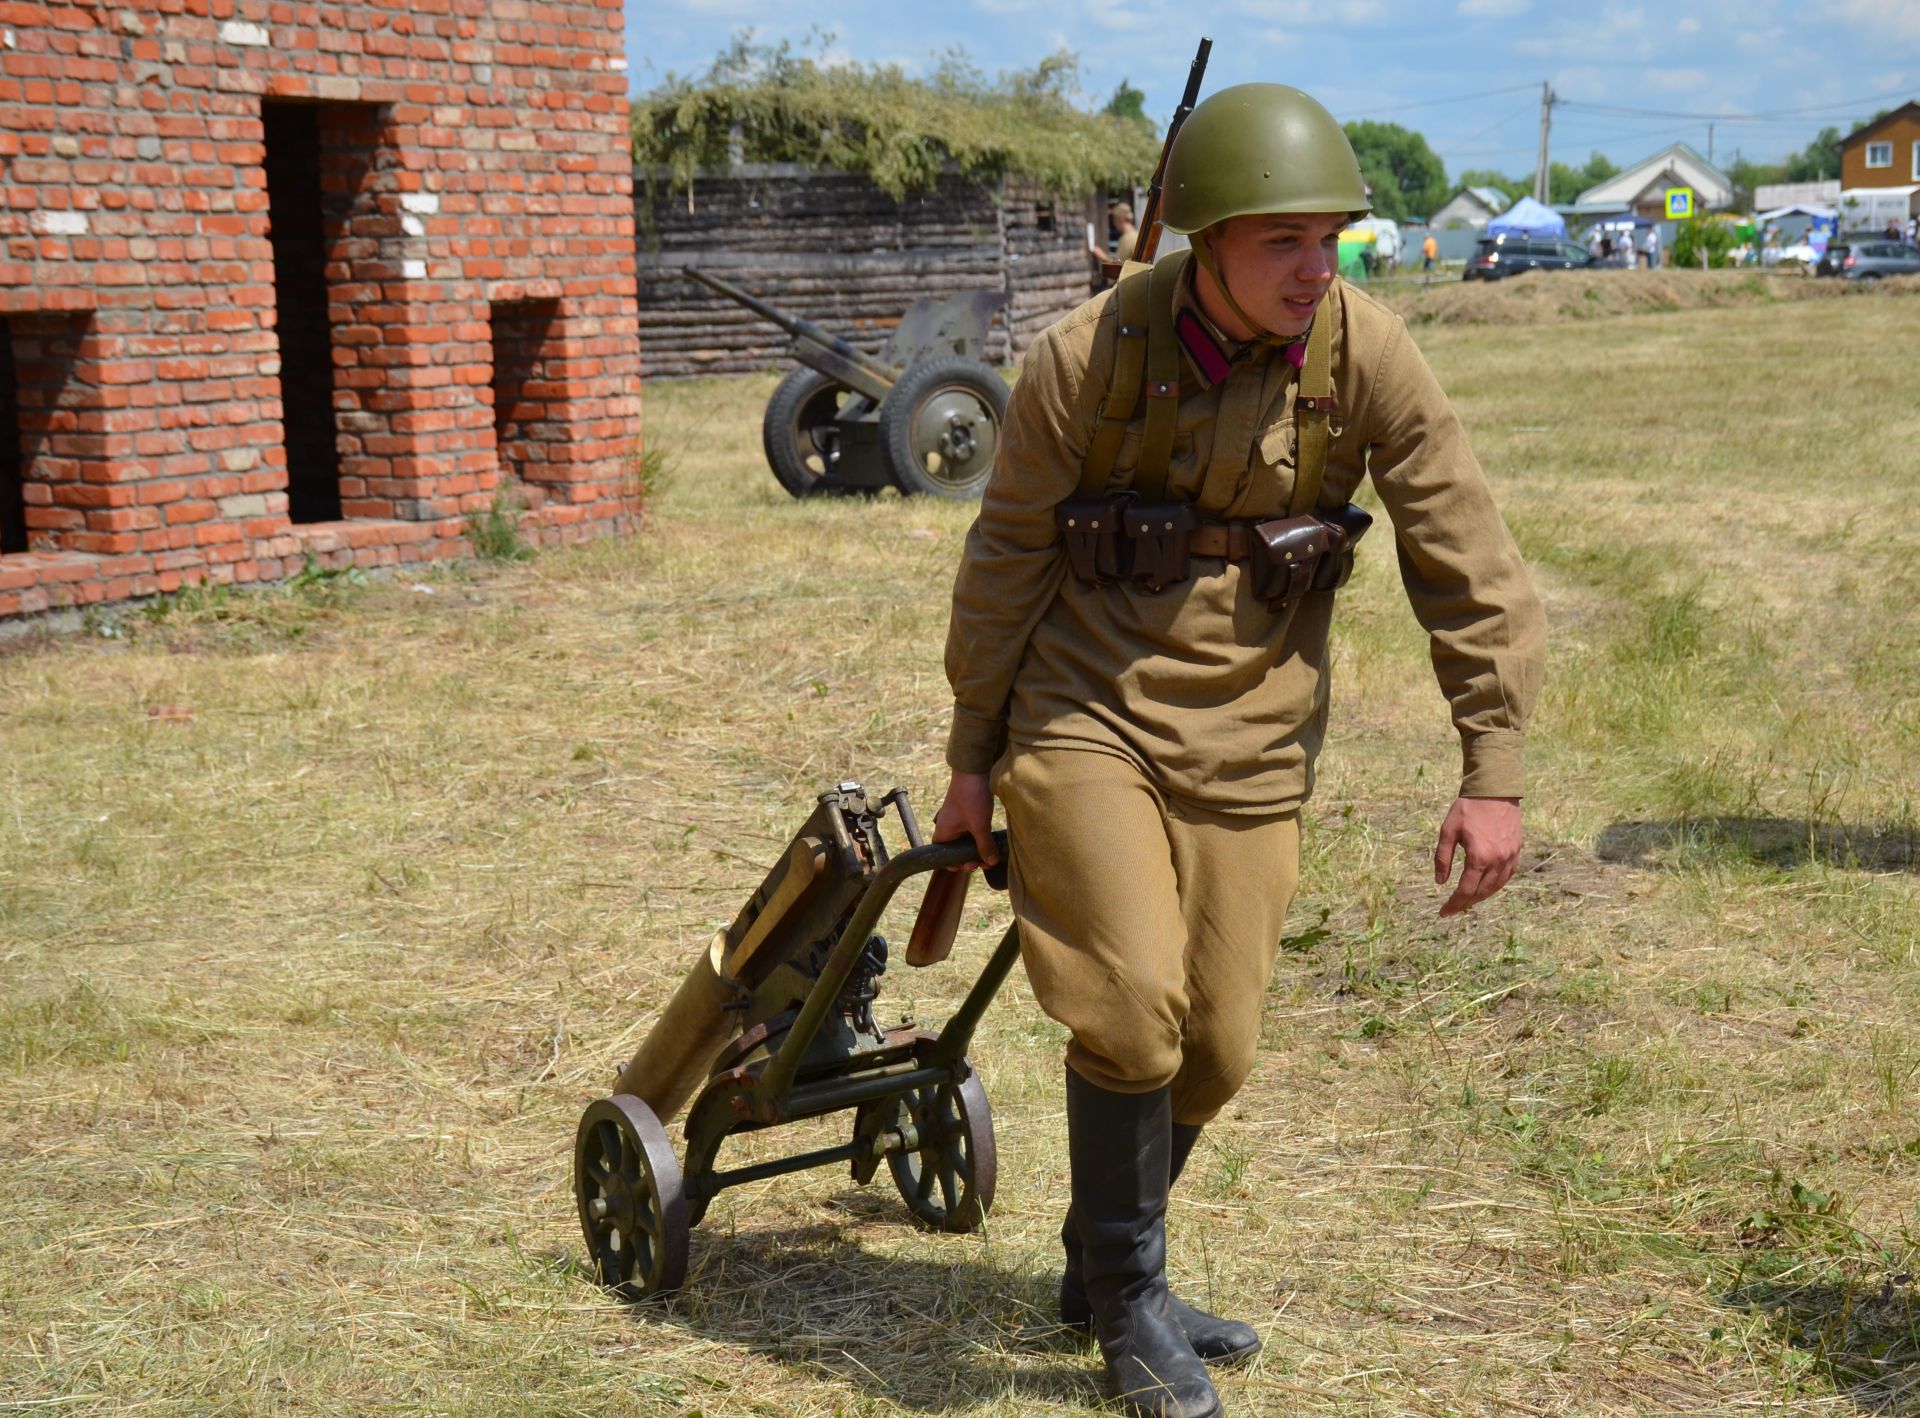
[1533,81,1554,204]
[1707,122,1714,166]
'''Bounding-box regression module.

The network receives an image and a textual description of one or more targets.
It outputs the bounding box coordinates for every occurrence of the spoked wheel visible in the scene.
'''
[858,1066,996,1233]
[877,356,1009,500]
[574,1094,689,1300]
[762,367,857,498]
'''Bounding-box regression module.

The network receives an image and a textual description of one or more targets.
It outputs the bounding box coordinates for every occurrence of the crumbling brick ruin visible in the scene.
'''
[0,0,643,621]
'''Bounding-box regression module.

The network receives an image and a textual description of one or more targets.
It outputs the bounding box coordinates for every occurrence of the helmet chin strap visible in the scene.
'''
[1190,228,1306,347]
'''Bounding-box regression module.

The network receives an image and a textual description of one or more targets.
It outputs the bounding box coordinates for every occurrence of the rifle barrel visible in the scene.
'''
[1130,36,1212,267]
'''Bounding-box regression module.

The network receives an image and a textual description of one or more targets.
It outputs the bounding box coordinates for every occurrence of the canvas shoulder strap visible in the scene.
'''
[1076,264,1153,497]
[1286,309,1335,517]
[1076,251,1191,499]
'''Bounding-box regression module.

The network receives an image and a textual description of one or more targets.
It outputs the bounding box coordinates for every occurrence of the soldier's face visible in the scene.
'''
[1203,213,1347,338]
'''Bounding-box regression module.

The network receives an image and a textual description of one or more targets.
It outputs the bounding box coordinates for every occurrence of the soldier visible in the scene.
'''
[931,84,1546,1418]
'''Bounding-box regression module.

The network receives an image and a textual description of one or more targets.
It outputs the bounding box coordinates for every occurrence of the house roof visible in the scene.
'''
[1465,185,1512,213]
[1573,142,1734,208]
[1841,100,1920,148]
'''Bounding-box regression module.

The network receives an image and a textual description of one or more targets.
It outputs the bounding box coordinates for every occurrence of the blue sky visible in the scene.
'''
[624,0,1915,178]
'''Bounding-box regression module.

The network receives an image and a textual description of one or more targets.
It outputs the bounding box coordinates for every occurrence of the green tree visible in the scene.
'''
[1727,154,1784,208]
[1782,126,1844,182]
[1548,150,1620,204]
[1104,79,1151,130]
[1342,121,1448,223]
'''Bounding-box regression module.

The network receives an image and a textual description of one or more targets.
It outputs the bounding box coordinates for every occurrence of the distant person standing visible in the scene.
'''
[1090,201,1141,289]
[1422,231,1438,276]
[1641,225,1660,269]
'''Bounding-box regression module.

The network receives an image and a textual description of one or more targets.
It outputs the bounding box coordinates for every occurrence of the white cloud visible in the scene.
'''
[1644,66,1708,93]
[1459,0,1530,16]
[1676,16,1700,33]
[1806,0,1920,49]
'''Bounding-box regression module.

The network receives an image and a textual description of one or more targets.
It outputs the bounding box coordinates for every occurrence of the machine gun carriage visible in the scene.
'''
[681,268,1011,501]
[574,781,1018,1299]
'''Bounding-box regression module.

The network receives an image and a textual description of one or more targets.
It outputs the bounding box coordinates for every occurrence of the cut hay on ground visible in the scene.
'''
[2,290,1918,1415]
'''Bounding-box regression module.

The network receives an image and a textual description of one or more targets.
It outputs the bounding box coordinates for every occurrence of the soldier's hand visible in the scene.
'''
[1433,796,1522,917]
[931,771,999,872]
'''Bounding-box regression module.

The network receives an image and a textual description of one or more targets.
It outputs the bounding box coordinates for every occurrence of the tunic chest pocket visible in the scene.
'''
[1255,418,1296,470]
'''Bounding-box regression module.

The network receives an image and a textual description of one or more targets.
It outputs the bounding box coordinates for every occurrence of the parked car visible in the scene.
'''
[1815,241,1920,280]
[1462,234,1598,280]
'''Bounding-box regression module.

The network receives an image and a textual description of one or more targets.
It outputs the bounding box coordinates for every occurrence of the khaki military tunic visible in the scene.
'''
[945,272,1545,811]
[941,268,1545,1118]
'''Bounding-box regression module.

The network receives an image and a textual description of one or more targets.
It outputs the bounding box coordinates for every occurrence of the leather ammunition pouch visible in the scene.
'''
[1312,502,1374,592]
[1249,515,1328,606]
[1250,502,1374,608]
[1122,501,1198,591]
[1055,494,1132,585]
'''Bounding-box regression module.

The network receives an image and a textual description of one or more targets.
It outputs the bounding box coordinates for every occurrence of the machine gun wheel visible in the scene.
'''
[859,1066,997,1233]
[763,367,860,498]
[878,357,1009,500]
[574,1094,689,1300]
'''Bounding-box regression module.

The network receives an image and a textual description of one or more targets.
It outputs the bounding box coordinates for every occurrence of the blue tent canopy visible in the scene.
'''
[1486,196,1566,241]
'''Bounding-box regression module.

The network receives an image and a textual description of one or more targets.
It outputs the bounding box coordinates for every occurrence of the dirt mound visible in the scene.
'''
[1378,268,1920,327]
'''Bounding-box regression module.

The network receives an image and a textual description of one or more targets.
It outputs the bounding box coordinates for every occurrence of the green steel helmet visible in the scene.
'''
[1161,83,1371,233]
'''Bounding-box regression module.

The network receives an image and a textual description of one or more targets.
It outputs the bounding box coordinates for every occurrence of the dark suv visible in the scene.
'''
[1463,235,1597,280]
[1816,241,1920,280]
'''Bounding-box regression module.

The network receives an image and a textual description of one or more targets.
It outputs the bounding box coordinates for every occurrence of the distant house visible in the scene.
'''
[1429,185,1512,230]
[1570,143,1734,217]
[1840,101,1920,188]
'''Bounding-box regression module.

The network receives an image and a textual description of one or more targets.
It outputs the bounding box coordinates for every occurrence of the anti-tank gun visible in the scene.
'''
[681,266,1010,500]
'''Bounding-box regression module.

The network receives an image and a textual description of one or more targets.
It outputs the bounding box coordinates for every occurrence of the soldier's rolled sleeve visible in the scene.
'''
[943,325,1089,775]
[1360,319,1546,800]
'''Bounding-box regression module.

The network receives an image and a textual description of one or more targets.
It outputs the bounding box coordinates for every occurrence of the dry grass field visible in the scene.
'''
[4,275,1920,1415]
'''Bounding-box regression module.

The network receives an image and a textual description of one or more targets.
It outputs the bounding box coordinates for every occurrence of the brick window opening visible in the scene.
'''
[263,101,342,524]
[488,299,562,491]
[0,321,23,555]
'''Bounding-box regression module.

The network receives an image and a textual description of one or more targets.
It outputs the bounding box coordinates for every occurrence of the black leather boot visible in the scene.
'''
[1060,1120,1261,1364]
[1067,1070,1222,1418]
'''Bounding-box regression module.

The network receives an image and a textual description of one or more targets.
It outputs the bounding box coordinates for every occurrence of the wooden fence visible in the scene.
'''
[635,166,1102,377]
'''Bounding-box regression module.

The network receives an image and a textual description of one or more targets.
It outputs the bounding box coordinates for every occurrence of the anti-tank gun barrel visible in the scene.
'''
[682,266,900,402]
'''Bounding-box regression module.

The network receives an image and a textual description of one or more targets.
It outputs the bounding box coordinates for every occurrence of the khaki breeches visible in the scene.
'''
[996,746,1301,1126]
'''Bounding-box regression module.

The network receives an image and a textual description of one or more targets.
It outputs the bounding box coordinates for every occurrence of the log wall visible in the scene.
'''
[635,167,1102,378]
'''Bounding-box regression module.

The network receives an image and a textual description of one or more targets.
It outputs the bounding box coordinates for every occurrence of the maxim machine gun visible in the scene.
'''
[574,781,1018,1299]
[682,267,1010,501]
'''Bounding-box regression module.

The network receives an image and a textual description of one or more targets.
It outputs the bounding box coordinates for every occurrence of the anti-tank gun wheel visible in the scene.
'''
[763,367,861,498]
[856,1065,997,1233]
[574,1094,689,1300]
[878,356,1009,500]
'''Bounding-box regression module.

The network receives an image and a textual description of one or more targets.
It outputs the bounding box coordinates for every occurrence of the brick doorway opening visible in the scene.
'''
[263,101,343,525]
[0,321,23,554]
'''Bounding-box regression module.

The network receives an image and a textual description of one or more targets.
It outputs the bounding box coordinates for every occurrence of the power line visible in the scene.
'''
[1344,81,1542,119]
[1555,86,1914,124]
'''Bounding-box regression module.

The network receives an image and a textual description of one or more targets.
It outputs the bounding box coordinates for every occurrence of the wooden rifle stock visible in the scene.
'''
[1129,36,1213,267]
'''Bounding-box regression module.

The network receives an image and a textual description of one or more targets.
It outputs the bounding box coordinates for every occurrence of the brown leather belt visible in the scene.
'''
[1188,522,1257,560]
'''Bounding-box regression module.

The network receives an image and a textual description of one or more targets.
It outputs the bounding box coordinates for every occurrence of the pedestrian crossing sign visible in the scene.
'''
[1665,188,1695,219]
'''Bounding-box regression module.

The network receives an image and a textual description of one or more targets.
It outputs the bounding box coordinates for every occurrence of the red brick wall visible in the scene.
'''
[0,0,643,621]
